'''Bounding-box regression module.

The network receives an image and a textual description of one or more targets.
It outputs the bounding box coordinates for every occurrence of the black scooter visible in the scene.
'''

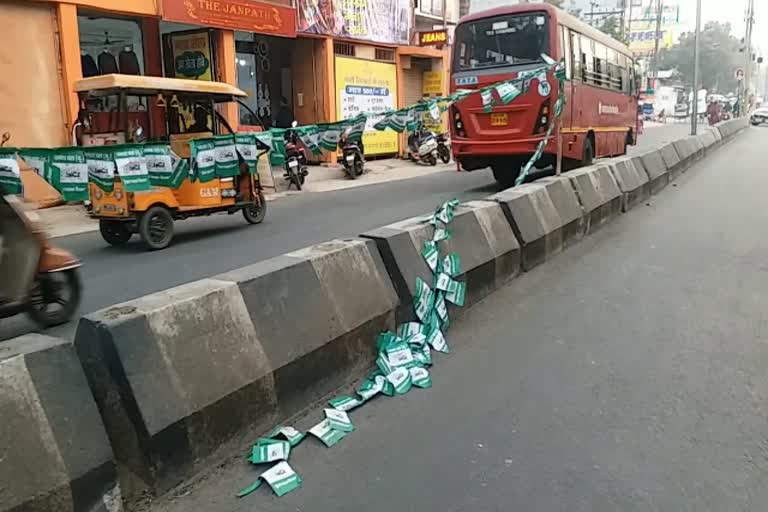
[435,132,451,164]
[284,121,308,190]
[339,128,365,179]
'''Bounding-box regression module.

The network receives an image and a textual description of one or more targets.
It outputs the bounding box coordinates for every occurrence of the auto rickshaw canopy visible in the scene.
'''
[74,74,248,102]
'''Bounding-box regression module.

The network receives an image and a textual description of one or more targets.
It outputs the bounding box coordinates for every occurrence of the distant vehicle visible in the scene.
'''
[449,3,639,187]
[750,107,768,126]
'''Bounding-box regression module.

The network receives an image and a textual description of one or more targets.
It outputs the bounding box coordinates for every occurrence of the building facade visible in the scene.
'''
[0,0,456,158]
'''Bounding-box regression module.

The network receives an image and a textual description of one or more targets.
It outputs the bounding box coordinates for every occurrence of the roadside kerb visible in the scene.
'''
[363,201,520,323]
[635,150,669,195]
[74,238,397,505]
[605,157,650,212]
[564,164,622,234]
[0,334,120,512]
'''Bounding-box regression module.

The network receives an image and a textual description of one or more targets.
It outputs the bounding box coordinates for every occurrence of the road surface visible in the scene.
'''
[0,124,691,342]
[157,126,768,511]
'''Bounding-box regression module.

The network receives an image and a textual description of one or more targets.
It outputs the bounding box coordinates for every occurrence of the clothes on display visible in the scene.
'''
[98,50,119,74]
[118,47,140,75]
[81,53,100,77]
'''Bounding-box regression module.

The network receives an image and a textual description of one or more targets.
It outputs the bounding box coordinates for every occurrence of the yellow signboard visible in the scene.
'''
[423,71,443,96]
[628,21,675,54]
[335,56,398,155]
[169,31,214,81]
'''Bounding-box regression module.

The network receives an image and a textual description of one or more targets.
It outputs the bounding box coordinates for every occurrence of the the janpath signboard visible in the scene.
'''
[163,0,297,38]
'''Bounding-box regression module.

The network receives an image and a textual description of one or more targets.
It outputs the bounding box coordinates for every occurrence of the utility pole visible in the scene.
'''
[650,0,663,92]
[691,0,701,134]
[744,0,755,114]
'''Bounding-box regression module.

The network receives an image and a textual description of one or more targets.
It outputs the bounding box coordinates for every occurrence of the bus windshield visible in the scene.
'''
[454,12,550,72]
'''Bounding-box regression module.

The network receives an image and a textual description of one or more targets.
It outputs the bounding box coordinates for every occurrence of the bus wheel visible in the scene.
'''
[138,206,174,251]
[491,158,523,189]
[581,136,595,166]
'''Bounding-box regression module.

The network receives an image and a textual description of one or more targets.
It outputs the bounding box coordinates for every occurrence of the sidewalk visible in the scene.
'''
[37,158,455,239]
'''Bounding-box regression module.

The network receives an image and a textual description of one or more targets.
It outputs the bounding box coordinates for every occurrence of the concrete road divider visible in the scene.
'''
[216,239,397,417]
[698,128,719,151]
[565,165,622,234]
[673,135,704,166]
[1,334,120,512]
[606,157,650,212]
[659,142,684,179]
[717,117,749,139]
[75,238,397,504]
[488,179,582,271]
[636,150,669,195]
[363,201,520,320]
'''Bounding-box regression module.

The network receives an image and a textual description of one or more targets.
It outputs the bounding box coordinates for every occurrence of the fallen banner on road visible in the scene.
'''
[237,198,465,499]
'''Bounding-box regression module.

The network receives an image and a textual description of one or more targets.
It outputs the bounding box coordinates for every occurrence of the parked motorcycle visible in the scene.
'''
[284,121,308,190]
[407,126,439,166]
[0,194,82,327]
[339,128,365,179]
[435,132,451,164]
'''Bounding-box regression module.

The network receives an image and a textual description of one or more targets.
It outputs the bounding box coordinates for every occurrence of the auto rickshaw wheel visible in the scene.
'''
[243,191,267,224]
[138,206,174,250]
[99,220,132,246]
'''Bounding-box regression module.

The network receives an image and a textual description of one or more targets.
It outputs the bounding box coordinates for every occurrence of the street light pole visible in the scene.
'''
[691,0,701,134]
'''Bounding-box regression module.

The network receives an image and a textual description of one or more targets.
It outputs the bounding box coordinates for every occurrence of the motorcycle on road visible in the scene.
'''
[0,194,82,327]
[407,126,439,166]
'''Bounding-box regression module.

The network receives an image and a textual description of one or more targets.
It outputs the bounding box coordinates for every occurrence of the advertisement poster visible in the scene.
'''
[422,70,445,131]
[335,57,398,155]
[628,21,675,54]
[298,0,410,45]
[168,31,213,80]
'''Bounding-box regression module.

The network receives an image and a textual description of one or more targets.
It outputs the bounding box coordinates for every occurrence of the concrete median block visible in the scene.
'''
[217,238,397,416]
[528,175,585,249]
[489,182,577,271]
[698,129,718,150]
[565,164,622,233]
[75,279,276,501]
[0,334,120,512]
[363,201,520,320]
[659,142,683,179]
[636,150,669,195]
[606,157,650,212]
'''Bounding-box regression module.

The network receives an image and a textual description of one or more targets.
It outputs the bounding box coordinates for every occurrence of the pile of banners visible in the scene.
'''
[237,199,465,498]
[0,56,564,201]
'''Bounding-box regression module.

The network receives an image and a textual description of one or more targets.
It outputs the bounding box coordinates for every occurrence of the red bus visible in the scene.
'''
[450,3,639,187]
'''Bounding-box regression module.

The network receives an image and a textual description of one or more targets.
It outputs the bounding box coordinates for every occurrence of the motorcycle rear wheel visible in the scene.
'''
[27,269,81,328]
[438,145,451,164]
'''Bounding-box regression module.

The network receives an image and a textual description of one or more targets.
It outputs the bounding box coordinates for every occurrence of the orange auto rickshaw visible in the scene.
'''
[73,74,269,250]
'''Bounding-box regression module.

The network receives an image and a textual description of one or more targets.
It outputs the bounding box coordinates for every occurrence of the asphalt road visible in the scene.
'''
[157,127,768,511]
[0,123,691,342]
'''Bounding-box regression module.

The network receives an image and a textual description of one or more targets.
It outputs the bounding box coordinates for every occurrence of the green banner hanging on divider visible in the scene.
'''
[145,144,188,188]
[17,148,50,182]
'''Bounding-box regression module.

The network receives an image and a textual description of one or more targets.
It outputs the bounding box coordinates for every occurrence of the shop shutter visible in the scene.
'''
[0,2,66,147]
[402,61,427,111]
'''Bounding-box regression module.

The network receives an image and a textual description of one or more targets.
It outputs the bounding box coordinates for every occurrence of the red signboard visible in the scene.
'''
[163,0,297,38]
[419,30,448,46]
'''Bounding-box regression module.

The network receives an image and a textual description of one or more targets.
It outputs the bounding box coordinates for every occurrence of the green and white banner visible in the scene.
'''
[50,148,88,202]
[0,149,21,195]
[213,135,239,178]
[84,149,116,192]
[113,145,151,192]
[189,138,216,183]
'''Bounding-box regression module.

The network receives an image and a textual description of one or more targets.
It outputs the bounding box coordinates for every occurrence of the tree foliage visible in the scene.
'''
[598,15,627,44]
[659,21,742,93]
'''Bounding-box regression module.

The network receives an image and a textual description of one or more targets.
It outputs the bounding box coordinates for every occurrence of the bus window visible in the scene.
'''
[581,35,592,83]
[453,12,550,71]
[560,26,572,80]
[593,42,606,87]
[571,32,581,82]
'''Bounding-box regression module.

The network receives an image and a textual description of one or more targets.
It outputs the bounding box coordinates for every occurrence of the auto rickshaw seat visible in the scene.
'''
[170,131,213,159]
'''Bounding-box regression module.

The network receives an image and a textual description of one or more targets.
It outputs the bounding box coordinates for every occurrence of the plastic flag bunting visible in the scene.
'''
[0,149,21,195]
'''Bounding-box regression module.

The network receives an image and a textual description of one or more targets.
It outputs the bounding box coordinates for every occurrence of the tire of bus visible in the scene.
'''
[491,158,524,189]
[581,136,595,167]
[138,206,174,251]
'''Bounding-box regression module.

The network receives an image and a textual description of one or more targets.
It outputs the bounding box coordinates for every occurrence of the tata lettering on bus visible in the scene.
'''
[449,3,640,187]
